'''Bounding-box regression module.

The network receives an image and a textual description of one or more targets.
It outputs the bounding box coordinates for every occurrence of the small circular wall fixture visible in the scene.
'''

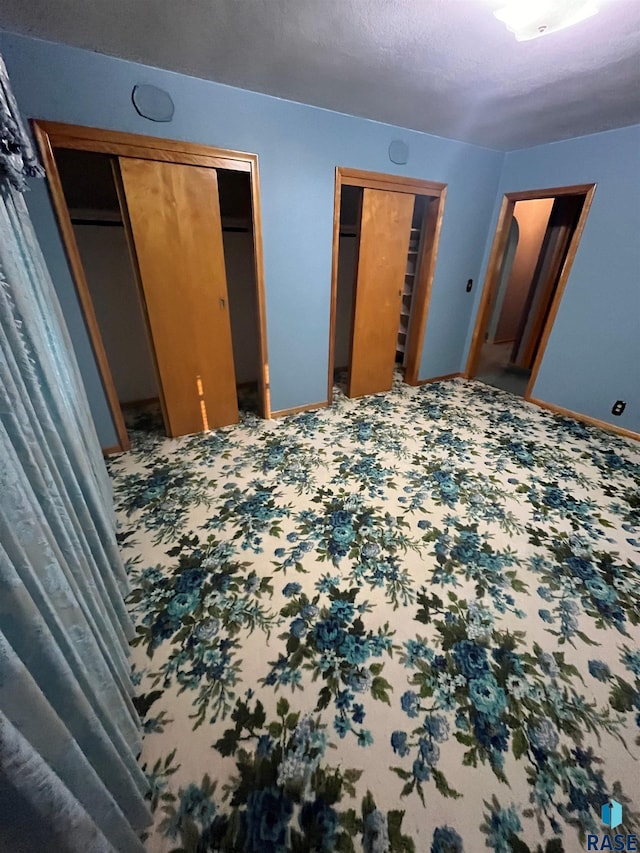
[388,139,409,165]
[131,84,175,122]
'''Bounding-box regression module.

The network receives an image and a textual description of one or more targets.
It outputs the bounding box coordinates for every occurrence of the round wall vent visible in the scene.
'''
[132,84,175,122]
[388,140,409,165]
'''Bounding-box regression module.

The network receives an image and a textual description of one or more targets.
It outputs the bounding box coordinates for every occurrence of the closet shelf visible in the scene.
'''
[398,210,426,365]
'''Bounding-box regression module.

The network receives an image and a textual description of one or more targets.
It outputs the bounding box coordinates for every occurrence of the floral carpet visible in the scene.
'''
[107,377,640,853]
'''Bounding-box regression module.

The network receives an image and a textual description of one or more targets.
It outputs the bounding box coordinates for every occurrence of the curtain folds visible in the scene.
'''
[0,52,151,853]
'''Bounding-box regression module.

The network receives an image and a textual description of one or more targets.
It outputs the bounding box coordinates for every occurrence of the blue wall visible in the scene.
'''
[0,32,503,446]
[464,124,640,433]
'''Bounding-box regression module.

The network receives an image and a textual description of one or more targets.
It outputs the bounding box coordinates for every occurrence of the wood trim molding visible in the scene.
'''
[120,396,161,409]
[32,122,131,454]
[33,121,255,169]
[32,119,271,434]
[270,400,329,418]
[336,166,446,197]
[525,184,596,397]
[327,169,343,405]
[504,183,597,202]
[101,445,123,457]
[52,145,248,171]
[327,166,447,401]
[527,396,639,442]
[248,156,271,419]
[416,372,463,385]
[404,190,447,385]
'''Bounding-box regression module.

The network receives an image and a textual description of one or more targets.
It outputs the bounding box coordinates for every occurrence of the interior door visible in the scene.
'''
[347,188,415,398]
[117,157,238,436]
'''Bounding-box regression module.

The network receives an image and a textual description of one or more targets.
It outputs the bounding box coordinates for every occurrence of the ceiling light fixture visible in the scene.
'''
[493,0,599,41]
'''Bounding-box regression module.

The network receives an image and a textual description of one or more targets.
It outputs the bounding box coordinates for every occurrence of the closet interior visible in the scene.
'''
[333,185,361,379]
[398,195,429,366]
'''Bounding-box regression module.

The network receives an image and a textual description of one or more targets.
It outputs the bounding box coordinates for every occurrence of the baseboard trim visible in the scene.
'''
[416,372,463,386]
[120,396,160,409]
[102,444,123,456]
[271,401,329,418]
[526,396,640,442]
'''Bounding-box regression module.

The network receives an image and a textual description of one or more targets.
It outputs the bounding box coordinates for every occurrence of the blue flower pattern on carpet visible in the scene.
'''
[109,378,640,852]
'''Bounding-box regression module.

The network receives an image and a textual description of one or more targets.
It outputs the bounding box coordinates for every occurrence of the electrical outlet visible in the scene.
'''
[612,400,626,416]
[466,279,473,292]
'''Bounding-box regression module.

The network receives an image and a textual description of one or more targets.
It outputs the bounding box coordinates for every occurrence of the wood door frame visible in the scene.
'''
[32,120,271,453]
[464,183,596,400]
[327,167,447,404]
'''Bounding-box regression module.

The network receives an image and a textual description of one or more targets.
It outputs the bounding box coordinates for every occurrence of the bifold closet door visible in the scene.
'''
[347,188,415,398]
[118,157,238,436]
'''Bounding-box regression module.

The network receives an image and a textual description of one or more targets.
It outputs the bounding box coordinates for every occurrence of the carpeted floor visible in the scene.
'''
[107,377,640,853]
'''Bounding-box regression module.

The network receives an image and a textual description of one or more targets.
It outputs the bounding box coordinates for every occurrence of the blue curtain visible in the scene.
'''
[0,54,151,852]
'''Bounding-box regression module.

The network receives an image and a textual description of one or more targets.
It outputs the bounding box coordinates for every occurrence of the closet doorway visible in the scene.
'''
[465,183,596,398]
[33,122,270,453]
[328,168,446,402]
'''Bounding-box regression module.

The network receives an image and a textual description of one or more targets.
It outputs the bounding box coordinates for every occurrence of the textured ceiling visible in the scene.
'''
[1,0,640,150]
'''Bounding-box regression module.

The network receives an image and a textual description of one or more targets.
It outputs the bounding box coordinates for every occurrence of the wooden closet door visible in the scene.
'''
[347,188,415,398]
[118,158,238,436]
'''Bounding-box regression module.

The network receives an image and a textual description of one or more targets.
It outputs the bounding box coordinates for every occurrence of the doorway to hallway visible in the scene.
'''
[466,183,596,399]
